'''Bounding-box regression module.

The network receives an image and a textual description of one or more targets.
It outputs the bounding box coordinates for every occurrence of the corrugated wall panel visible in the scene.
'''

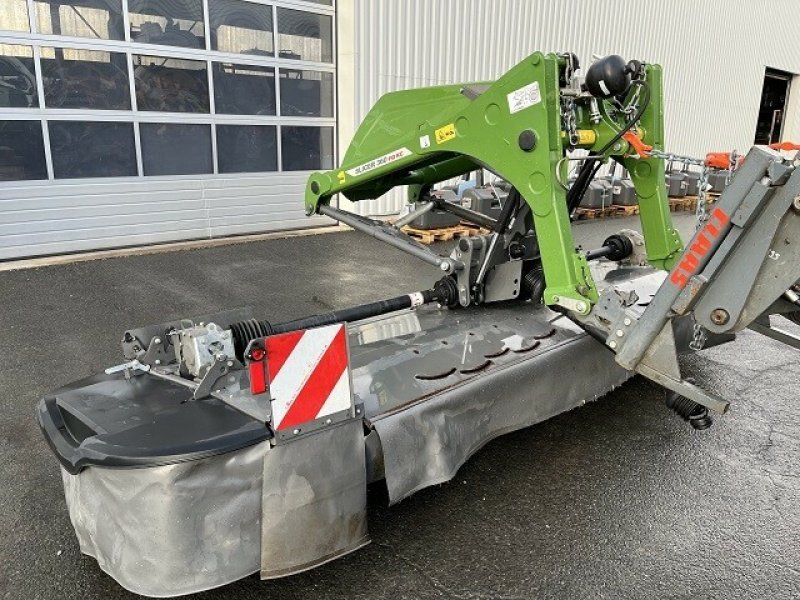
[349,0,800,216]
[0,173,329,260]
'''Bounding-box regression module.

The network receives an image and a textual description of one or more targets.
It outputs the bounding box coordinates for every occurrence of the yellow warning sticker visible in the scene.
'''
[435,123,456,144]
[337,170,346,184]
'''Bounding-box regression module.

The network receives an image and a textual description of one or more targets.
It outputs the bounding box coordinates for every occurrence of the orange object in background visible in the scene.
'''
[769,141,800,152]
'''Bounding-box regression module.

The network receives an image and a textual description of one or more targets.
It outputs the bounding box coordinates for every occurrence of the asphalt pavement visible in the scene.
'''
[0,214,798,599]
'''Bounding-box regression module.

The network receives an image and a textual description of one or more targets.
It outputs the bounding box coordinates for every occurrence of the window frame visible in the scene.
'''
[0,0,336,182]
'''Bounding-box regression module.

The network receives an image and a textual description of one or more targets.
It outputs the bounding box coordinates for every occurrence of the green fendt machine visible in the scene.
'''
[39,52,800,596]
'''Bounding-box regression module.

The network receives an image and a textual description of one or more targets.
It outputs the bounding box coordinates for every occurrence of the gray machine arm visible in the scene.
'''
[574,146,800,414]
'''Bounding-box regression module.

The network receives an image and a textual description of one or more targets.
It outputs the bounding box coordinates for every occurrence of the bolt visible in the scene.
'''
[616,329,625,337]
[325,418,332,425]
[552,295,560,303]
[216,353,225,362]
[293,428,301,435]
[577,285,589,296]
[793,195,800,213]
[153,337,161,345]
[154,359,161,365]
[576,302,586,312]
[355,408,361,415]
[710,308,730,326]
[440,262,450,272]
[609,340,617,349]
[227,360,234,367]
[623,318,631,326]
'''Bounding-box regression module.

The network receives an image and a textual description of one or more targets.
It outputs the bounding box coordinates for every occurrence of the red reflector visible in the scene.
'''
[248,360,267,395]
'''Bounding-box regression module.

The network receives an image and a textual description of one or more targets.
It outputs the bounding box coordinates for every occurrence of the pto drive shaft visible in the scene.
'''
[230,280,458,360]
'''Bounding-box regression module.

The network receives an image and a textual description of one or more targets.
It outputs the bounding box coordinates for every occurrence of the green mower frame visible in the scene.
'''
[304,51,684,314]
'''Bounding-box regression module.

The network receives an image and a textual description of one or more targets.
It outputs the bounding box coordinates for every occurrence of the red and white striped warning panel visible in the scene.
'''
[264,323,352,431]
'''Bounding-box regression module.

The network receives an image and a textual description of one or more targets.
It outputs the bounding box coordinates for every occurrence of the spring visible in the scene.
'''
[665,392,712,430]
[229,319,273,362]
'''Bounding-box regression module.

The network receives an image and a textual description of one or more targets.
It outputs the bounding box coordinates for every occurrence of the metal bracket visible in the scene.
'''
[193,353,238,400]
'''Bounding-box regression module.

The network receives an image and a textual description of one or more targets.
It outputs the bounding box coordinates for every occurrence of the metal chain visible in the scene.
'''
[561,98,578,146]
[695,164,709,228]
[689,317,708,351]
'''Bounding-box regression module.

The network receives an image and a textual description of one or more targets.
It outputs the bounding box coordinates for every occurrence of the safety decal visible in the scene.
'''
[419,134,431,149]
[507,81,541,114]
[346,147,412,177]
[435,123,456,144]
[264,324,352,431]
[337,170,346,184]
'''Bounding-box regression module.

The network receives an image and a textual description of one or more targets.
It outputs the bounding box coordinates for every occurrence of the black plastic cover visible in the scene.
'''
[37,372,271,474]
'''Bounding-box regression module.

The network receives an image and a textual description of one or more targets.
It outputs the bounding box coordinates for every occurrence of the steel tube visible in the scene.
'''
[393,202,435,229]
[435,200,497,230]
[318,204,461,272]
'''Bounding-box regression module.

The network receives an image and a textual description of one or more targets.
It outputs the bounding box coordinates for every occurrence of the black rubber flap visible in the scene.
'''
[37,372,271,474]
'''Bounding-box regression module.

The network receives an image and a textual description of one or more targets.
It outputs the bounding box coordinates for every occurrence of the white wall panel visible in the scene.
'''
[344,0,800,216]
[0,173,329,260]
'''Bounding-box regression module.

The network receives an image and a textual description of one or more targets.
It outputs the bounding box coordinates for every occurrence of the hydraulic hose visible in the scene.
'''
[567,80,652,215]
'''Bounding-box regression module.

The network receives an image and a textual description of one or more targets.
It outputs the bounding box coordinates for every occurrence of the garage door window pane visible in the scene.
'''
[140,123,212,176]
[35,0,125,40]
[41,47,130,110]
[0,121,47,181]
[129,0,205,49]
[280,69,333,117]
[1,1,31,32]
[276,8,332,63]
[0,45,39,108]
[213,62,275,115]
[217,125,277,174]
[134,55,209,113]
[281,126,333,171]
[49,121,137,179]
[210,0,273,56]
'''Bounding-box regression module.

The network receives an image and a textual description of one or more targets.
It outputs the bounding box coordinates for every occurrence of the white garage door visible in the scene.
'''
[0,0,336,260]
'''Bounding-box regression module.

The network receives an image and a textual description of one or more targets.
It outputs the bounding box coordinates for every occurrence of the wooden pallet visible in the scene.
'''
[401,224,488,244]
[574,207,615,220]
[610,204,639,217]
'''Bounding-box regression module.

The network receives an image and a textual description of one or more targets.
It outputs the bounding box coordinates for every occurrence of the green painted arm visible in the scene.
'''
[304,51,683,313]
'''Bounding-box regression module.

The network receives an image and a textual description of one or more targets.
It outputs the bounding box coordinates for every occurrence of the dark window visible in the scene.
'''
[0,45,39,108]
[217,125,277,173]
[140,123,212,175]
[0,121,47,181]
[133,55,209,113]
[1,1,31,32]
[128,0,205,49]
[35,0,125,40]
[41,47,130,110]
[213,62,275,115]
[279,69,333,117]
[301,0,332,5]
[276,8,333,63]
[209,0,274,56]
[281,125,334,171]
[49,121,137,179]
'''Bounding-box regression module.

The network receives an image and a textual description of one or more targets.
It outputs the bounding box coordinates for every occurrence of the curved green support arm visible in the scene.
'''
[304,52,683,313]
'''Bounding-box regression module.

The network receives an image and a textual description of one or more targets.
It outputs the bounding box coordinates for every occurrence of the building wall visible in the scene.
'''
[338,0,800,216]
[0,0,336,260]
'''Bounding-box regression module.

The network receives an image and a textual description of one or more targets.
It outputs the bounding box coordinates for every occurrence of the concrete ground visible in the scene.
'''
[0,214,798,599]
